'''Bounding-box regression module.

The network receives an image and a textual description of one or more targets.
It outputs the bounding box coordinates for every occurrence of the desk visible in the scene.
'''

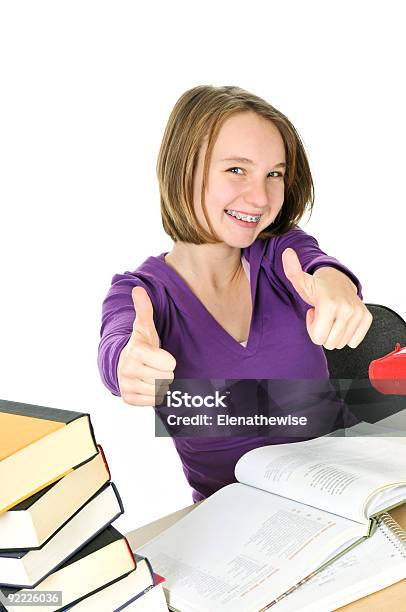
[126,502,406,611]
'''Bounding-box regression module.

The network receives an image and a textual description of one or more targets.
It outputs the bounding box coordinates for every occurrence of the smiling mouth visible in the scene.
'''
[224,209,262,223]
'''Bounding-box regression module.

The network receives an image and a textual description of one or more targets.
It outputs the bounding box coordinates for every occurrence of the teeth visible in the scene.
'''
[225,209,261,223]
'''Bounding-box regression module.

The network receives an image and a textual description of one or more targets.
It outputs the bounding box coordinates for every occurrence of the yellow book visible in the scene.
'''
[0,399,98,514]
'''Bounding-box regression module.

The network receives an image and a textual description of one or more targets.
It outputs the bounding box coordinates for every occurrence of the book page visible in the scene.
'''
[271,518,406,612]
[138,483,365,612]
[234,437,406,523]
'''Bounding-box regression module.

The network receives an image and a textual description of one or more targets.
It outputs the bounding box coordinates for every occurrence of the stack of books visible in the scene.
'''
[0,399,167,611]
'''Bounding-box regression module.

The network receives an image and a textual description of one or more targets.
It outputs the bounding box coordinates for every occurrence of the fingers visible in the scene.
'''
[347,309,373,348]
[131,286,160,348]
[119,353,175,386]
[124,339,176,372]
[120,377,169,406]
[119,362,171,406]
[121,391,167,407]
[308,302,373,350]
[321,310,362,350]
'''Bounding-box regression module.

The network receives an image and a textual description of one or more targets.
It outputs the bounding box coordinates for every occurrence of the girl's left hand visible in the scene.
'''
[282,248,373,350]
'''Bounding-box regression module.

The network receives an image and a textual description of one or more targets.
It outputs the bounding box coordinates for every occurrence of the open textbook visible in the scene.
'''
[138,436,406,612]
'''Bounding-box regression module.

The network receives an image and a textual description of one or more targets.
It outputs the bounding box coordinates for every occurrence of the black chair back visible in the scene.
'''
[323,303,406,423]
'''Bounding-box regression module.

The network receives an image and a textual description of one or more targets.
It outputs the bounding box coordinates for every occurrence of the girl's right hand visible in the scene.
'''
[117,286,176,406]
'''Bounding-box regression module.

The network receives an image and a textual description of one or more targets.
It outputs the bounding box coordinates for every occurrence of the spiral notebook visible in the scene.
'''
[270,512,406,611]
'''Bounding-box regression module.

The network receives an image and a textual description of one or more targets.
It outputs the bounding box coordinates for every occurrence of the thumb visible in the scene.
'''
[282,248,316,306]
[131,286,160,348]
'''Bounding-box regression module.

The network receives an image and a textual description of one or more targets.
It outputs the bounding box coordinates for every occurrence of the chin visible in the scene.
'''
[220,232,260,249]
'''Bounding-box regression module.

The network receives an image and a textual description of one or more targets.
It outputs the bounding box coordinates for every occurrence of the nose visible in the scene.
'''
[242,179,270,211]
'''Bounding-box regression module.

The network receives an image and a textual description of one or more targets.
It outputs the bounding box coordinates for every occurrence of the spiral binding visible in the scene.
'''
[378,512,406,559]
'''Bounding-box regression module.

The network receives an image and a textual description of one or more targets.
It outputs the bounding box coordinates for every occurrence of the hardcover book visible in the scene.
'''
[0,446,110,550]
[0,526,136,611]
[0,399,98,514]
[66,553,157,610]
[0,481,124,588]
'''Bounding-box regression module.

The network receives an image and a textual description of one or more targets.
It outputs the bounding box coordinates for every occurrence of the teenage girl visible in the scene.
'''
[98,85,372,502]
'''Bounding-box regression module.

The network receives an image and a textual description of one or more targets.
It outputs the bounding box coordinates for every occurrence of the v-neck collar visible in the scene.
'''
[141,241,266,355]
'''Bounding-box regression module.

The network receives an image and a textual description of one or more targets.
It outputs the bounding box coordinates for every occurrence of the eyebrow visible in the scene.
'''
[220,157,286,168]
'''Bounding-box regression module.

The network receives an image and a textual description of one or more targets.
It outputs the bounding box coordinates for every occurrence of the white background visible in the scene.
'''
[0,1,405,534]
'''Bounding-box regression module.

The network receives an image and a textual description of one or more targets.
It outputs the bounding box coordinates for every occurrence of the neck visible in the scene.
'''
[165,241,244,291]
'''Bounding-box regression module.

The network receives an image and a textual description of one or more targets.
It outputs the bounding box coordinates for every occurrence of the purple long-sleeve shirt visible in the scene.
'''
[98,226,363,502]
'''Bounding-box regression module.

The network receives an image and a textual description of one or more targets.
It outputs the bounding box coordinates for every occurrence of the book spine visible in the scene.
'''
[122,535,137,572]
[67,412,99,456]
[63,415,99,470]
[111,482,125,515]
[113,584,155,612]
[82,413,98,454]
[378,513,406,558]
[97,444,111,480]
[140,554,155,584]
[0,399,86,422]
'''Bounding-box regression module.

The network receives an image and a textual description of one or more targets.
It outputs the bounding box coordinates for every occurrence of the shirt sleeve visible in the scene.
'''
[272,226,363,303]
[97,272,163,397]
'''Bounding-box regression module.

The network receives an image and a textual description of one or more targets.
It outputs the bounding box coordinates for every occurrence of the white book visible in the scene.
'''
[66,553,155,611]
[0,449,110,550]
[1,525,136,612]
[138,436,406,612]
[0,482,123,588]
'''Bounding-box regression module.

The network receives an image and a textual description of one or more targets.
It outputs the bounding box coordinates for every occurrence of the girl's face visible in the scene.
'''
[193,111,286,248]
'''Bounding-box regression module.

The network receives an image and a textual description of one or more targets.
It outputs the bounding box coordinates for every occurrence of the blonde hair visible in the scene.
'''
[156,85,314,244]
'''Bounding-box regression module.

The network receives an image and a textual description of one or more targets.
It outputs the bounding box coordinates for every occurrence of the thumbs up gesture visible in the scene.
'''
[282,248,373,350]
[117,286,176,406]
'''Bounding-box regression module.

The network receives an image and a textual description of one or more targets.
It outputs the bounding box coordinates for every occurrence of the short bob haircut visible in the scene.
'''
[157,85,314,244]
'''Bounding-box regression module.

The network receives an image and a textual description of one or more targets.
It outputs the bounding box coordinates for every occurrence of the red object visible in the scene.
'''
[122,535,137,570]
[369,342,406,394]
[154,572,166,585]
[97,444,111,480]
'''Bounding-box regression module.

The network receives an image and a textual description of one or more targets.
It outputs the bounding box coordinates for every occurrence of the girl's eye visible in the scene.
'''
[227,167,285,178]
[228,167,244,175]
